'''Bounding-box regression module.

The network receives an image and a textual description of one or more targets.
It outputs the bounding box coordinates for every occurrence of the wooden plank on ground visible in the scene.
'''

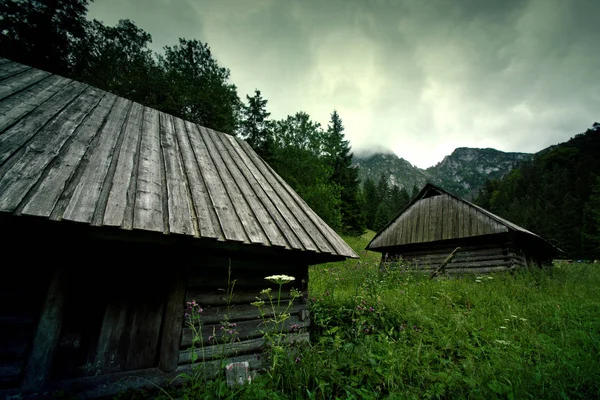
[59,97,131,223]
[103,102,144,229]
[21,94,117,217]
[133,107,165,233]
[0,87,104,212]
[159,113,195,236]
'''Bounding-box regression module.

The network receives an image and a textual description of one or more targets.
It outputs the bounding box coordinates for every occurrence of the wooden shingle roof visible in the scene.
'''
[368,183,557,253]
[0,58,357,259]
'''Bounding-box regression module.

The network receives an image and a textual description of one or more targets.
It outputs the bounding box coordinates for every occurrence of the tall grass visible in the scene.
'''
[307,231,600,399]
[154,230,599,399]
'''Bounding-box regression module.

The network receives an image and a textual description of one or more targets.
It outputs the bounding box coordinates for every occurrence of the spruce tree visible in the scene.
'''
[240,90,274,163]
[324,110,365,235]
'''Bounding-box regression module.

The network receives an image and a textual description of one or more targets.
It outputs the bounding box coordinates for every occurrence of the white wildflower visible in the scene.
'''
[487,276,493,280]
[499,326,507,329]
[475,279,482,283]
[265,275,296,284]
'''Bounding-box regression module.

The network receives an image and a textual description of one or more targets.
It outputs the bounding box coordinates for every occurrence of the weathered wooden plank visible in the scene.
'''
[225,135,304,250]
[103,103,144,228]
[422,198,431,242]
[447,197,456,239]
[404,212,412,244]
[181,315,309,347]
[133,107,165,233]
[0,361,23,385]
[159,275,186,372]
[232,139,320,251]
[0,87,104,212]
[457,200,464,238]
[249,140,352,255]
[428,196,437,242]
[0,68,50,101]
[199,127,267,244]
[0,62,30,80]
[59,97,131,223]
[125,300,164,370]
[413,199,423,244]
[185,288,295,306]
[95,299,134,375]
[20,269,65,391]
[185,303,306,325]
[0,75,71,134]
[0,80,86,165]
[212,131,288,248]
[179,332,309,364]
[174,120,221,239]
[159,113,196,236]
[185,123,247,242]
[20,94,118,217]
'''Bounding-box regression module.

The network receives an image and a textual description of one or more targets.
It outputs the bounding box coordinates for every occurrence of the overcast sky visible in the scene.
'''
[88,0,599,169]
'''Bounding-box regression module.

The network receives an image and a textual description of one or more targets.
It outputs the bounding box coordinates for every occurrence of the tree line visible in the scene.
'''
[475,123,600,259]
[0,0,367,235]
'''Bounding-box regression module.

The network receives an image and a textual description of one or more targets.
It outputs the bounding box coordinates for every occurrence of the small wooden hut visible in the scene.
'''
[367,183,558,273]
[0,58,357,398]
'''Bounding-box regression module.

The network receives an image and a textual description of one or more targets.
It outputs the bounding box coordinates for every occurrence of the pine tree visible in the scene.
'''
[240,90,274,163]
[323,110,365,235]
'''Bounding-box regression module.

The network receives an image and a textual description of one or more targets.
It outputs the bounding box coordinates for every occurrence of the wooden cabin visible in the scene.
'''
[0,58,357,398]
[367,183,558,274]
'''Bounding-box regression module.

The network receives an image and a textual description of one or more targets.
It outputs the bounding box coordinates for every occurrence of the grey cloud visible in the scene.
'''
[88,0,600,168]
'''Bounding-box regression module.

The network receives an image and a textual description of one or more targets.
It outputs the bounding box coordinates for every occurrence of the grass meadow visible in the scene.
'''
[151,230,599,400]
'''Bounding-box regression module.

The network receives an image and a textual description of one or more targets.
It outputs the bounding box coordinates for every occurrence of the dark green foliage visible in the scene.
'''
[239,90,275,162]
[0,0,89,74]
[362,175,409,231]
[323,111,365,235]
[159,39,242,134]
[270,112,342,231]
[583,175,600,257]
[70,19,162,106]
[476,124,600,258]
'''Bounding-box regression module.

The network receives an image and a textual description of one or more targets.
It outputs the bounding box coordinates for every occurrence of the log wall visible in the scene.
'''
[178,258,310,368]
[383,239,527,274]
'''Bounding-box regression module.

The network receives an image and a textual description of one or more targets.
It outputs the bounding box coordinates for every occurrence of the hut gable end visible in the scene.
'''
[369,192,508,249]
